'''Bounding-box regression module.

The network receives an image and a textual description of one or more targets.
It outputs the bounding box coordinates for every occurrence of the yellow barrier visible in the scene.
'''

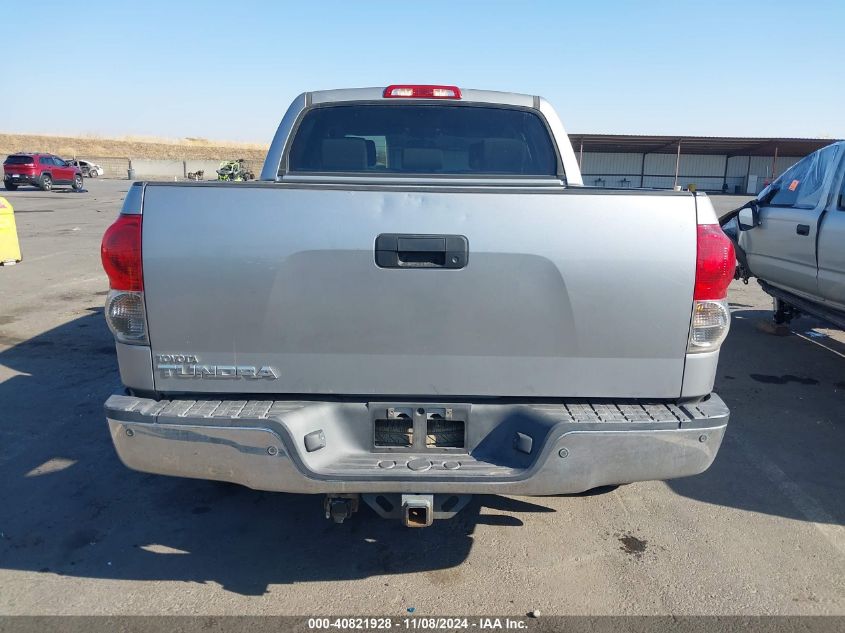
[0,196,22,265]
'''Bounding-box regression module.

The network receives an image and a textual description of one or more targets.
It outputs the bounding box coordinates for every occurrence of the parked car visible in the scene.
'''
[3,153,83,191]
[723,141,845,329]
[68,160,104,178]
[100,85,734,527]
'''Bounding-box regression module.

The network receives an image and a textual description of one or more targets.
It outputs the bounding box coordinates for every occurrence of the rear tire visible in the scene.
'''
[3,181,17,191]
[40,174,52,191]
[72,174,83,191]
[89,170,98,178]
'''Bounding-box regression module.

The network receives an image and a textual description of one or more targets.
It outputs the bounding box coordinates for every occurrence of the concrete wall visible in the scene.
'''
[129,159,184,179]
[79,157,263,180]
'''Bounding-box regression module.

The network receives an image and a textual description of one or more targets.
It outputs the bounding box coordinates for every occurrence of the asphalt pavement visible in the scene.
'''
[0,181,842,615]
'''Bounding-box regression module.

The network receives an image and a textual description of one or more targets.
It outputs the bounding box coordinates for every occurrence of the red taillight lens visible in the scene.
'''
[101,214,143,291]
[383,84,462,99]
[694,224,735,300]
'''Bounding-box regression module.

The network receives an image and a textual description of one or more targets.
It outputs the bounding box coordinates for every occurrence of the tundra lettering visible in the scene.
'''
[156,364,278,379]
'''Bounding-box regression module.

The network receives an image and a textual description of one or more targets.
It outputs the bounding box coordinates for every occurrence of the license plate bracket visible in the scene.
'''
[369,402,469,452]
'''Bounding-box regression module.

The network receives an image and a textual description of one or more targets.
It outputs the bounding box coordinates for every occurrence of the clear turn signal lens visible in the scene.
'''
[688,299,730,353]
[105,290,148,345]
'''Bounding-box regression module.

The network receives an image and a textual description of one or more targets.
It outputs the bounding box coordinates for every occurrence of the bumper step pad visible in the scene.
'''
[107,394,713,425]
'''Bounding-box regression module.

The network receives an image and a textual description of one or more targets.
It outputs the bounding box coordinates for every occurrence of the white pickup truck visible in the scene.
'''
[101,85,735,527]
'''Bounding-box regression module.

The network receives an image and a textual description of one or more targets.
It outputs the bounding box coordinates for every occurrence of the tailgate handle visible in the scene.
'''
[375,234,468,269]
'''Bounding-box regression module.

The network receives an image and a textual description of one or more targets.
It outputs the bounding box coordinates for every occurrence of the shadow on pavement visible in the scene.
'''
[0,312,553,595]
[667,307,845,527]
[1,306,842,596]
[3,186,90,195]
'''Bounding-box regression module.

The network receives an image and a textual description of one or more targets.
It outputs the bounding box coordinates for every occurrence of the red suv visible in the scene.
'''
[3,153,83,191]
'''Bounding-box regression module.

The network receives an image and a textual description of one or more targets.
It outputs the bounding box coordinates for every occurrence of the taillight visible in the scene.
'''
[101,214,142,291]
[694,224,735,300]
[101,214,147,344]
[688,224,736,353]
[383,85,462,99]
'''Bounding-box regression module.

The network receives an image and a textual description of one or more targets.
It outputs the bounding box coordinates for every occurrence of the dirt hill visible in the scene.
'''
[0,133,269,161]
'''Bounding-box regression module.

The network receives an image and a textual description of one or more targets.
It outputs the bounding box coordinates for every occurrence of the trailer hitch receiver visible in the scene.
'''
[402,494,434,528]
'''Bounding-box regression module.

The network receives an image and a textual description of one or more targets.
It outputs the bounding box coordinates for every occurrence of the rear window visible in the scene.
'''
[287,105,558,176]
[4,155,35,165]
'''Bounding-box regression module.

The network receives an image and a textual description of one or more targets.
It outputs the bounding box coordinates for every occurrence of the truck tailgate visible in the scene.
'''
[141,184,697,398]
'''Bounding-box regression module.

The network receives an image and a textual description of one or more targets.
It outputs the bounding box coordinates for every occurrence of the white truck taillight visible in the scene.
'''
[687,224,736,353]
[101,214,148,344]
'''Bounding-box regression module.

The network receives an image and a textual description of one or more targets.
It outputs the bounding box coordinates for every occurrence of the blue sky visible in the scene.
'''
[5,0,843,142]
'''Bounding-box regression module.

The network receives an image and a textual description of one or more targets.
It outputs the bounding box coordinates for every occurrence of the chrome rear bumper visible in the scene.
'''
[105,394,728,495]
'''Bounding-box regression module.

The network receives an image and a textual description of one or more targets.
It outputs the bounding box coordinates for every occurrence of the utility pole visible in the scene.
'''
[673,141,681,189]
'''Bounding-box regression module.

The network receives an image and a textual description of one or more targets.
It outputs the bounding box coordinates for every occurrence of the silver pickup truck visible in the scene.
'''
[101,85,735,527]
[726,141,845,329]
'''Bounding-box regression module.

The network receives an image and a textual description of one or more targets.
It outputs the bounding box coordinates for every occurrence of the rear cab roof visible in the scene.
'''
[260,86,583,185]
[309,87,536,108]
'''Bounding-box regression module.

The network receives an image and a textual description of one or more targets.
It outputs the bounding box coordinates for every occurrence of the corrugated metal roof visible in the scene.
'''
[567,134,840,156]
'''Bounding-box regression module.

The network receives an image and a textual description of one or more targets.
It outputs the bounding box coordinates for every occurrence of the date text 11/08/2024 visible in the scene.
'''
[306,617,530,630]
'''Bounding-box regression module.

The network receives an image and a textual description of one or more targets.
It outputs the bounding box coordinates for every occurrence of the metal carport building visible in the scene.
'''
[567,134,839,193]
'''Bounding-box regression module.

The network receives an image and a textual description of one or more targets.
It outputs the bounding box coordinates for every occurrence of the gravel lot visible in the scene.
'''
[0,181,843,616]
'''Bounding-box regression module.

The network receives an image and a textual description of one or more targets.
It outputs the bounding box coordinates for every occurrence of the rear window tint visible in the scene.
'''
[4,155,35,165]
[287,105,558,176]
